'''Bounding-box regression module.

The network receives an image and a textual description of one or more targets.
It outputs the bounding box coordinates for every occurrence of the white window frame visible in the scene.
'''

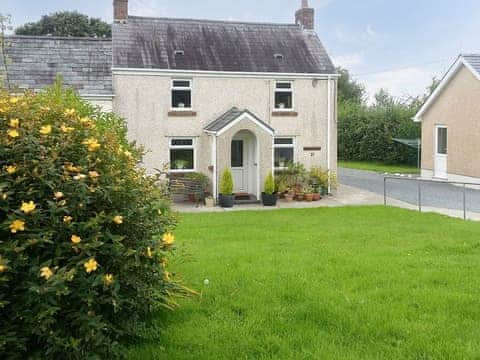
[171,79,193,111]
[274,137,295,170]
[274,81,294,111]
[169,137,196,173]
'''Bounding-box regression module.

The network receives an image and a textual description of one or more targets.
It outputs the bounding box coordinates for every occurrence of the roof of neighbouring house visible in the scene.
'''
[414,54,480,122]
[113,16,335,74]
[204,107,275,134]
[1,36,113,96]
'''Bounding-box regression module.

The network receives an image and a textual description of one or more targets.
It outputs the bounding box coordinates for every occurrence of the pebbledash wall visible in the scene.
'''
[112,70,337,192]
[420,65,480,181]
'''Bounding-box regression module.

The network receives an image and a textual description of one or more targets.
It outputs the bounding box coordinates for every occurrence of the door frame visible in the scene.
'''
[434,125,448,179]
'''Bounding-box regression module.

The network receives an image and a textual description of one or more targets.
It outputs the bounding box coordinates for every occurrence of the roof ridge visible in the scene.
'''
[127,15,300,28]
[6,35,111,42]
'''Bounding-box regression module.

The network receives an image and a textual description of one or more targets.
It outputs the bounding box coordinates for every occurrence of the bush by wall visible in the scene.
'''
[0,83,192,358]
[338,100,421,165]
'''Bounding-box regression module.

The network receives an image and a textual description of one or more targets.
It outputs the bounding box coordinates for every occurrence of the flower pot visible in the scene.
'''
[219,194,235,208]
[304,193,313,202]
[205,197,215,207]
[262,193,277,206]
[312,193,321,201]
[296,193,305,201]
[284,194,294,202]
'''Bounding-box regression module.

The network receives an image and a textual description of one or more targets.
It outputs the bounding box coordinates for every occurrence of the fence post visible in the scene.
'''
[418,180,422,213]
[384,177,387,206]
[463,183,467,221]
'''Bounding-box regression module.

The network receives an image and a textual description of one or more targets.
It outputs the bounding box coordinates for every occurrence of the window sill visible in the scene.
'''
[272,111,298,117]
[169,169,196,174]
[168,111,197,117]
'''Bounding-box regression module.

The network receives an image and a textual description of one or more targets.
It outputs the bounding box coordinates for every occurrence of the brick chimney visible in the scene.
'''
[295,0,314,30]
[114,0,128,22]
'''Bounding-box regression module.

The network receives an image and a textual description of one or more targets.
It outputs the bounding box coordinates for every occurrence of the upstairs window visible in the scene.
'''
[170,138,195,171]
[171,80,192,109]
[274,138,294,169]
[275,82,293,110]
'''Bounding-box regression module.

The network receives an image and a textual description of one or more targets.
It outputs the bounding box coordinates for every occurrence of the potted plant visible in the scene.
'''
[219,168,235,208]
[284,188,295,202]
[262,172,277,206]
[312,184,321,201]
[304,186,314,202]
[186,172,210,203]
[295,184,305,201]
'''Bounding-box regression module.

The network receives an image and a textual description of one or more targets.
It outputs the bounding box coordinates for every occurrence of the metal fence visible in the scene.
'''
[383,176,480,220]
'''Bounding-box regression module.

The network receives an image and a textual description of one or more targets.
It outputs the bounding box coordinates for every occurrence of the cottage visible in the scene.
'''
[414,55,480,182]
[2,0,338,201]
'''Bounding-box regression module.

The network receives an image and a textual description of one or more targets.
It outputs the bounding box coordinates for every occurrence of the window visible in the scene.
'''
[171,80,192,109]
[170,138,195,171]
[231,140,244,167]
[275,82,293,110]
[437,127,447,155]
[274,138,294,169]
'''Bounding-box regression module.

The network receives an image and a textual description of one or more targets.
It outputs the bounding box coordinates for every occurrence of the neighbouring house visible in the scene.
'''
[2,0,338,201]
[414,54,480,182]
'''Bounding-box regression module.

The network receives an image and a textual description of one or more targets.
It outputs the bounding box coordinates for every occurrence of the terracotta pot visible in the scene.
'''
[312,193,321,201]
[304,193,313,202]
[284,194,294,202]
[296,193,305,201]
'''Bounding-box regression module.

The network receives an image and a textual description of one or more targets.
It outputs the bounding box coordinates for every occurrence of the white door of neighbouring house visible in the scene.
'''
[434,125,448,179]
[231,131,258,194]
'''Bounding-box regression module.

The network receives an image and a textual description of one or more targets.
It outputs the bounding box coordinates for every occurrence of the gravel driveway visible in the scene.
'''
[339,168,480,213]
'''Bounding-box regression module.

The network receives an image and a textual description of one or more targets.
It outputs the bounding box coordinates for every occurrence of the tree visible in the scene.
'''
[15,11,111,38]
[337,67,365,104]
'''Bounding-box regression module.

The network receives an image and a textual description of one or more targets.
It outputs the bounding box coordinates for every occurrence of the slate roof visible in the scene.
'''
[204,107,274,134]
[1,36,113,95]
[462,54,480,76]
[113,16,335,74]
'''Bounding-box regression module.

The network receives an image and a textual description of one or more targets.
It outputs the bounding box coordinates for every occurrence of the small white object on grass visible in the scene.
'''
[203,279,210,286]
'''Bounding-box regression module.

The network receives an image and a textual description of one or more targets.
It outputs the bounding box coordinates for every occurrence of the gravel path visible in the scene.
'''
[339,168,480,213]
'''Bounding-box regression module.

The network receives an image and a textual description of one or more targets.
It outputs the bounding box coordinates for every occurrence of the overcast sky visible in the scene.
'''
[3,0,480,101]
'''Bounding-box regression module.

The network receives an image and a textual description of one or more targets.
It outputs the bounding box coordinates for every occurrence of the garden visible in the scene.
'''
[128,207,480,359]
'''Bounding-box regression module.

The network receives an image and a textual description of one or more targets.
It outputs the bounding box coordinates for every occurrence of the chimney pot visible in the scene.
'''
[295,0,314,30]
[114,0,128,22]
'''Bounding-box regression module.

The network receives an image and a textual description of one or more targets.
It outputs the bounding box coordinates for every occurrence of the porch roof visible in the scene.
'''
[204,107,275,135]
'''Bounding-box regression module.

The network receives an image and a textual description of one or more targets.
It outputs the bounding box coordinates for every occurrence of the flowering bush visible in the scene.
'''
[0,83,192,358]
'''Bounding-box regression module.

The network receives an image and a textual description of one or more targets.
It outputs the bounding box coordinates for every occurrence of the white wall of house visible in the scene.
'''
[112,70,337,190]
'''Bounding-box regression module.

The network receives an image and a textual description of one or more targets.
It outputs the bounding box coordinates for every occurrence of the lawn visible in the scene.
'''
[339,160,420,174]
[128,207,480,359]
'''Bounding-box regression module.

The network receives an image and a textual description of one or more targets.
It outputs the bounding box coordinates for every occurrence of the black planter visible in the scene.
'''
[262,192,277,206]
[219,194,235,208]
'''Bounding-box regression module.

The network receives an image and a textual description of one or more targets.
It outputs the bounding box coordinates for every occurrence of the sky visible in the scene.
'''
[3,0,480,101]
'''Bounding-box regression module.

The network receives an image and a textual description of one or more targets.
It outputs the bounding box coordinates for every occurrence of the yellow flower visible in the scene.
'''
[163,271,171,281]
[10,220,25,233]
[9,118,20,128]
[88,171,100,179]
[63,216,73,224]
[0,264,7,273]
[6,165,17,174]
[7,129,19,138]
[84,258,98,274]
[83,138,101,152]
[64,108,76,117]
[71,235,81,244]
[40,106,51,112]
[54,192,64,200]
[162,233,175,246]
[113,215,123,225]
[146,246,153,259]
[104,273,114,286]
[39,125,52,135]
[20,201,36,214]
[60,124,75,133]
[40,267,53,280]
[64,163,80,173]
[9,97,19,105]
[79,117,95,128]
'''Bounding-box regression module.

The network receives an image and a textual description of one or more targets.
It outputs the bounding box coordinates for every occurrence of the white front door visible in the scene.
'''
[231,139,247,192]
[434,126,448,179]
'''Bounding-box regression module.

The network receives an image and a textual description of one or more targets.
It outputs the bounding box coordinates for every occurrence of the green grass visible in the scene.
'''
[128,207,480,359]
[339,160,419,174]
